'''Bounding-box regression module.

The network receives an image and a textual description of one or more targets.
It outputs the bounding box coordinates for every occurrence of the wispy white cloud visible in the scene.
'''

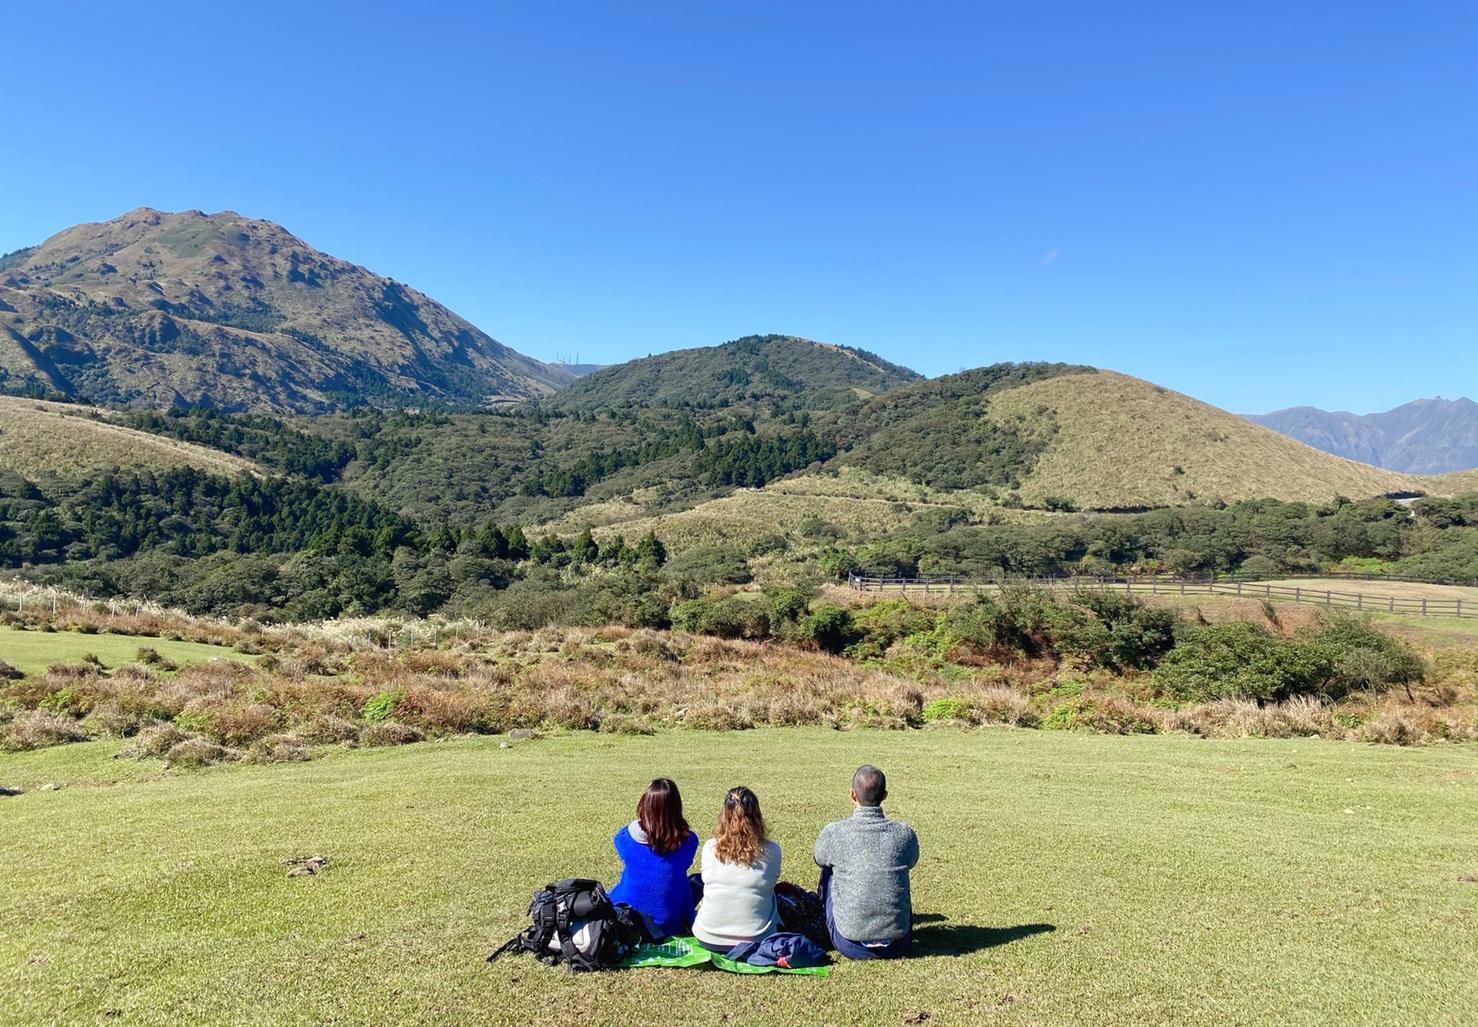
[1040,249,1060,266]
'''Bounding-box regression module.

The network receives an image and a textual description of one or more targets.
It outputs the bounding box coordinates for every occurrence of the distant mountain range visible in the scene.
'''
[1247,399,1478,474]
[0,208,574,411]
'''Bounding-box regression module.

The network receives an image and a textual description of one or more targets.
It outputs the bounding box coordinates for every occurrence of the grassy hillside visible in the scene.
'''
[0,208,571,411]
[1438,468,1478,493]
[0,396,259,477]
[0,625,252,676]
[538,467,1037,554]
[833,362,1093,489]
[545,334,921,413]
[3,729,1474,1026]
[986,371,1430,509]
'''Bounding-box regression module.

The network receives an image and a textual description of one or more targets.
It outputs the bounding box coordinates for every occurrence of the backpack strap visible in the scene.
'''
[487,930,531,963]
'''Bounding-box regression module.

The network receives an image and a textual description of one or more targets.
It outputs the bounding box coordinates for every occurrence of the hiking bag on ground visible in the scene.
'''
[775,881,831,950]
[488,879,650,973]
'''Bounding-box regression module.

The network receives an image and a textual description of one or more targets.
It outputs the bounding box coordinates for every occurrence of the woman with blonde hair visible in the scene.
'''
[691,785,782,953]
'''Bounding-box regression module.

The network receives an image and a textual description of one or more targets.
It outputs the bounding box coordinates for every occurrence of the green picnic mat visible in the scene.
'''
[620,935,712,968]
[620,936,829,977]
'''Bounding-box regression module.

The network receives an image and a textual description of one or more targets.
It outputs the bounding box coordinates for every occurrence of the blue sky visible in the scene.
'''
[3,1,1474,412]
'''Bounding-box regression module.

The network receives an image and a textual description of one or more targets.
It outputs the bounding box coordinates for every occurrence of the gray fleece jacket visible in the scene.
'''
[814,805,919,942]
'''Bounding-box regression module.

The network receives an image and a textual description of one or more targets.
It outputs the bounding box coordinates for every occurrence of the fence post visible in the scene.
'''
[1266,584,1272,600]
[1356,594,1363,611]
[1458,599,1464,618]
[1237,581,1243,596]
[1326,590,1332,607]
[1422,597,1428,617]
[1389,596,1395,613]
[1295,587,1301,603]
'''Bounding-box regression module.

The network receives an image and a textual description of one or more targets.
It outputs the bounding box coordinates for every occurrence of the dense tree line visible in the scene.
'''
[0,468,417,566]
[695,429,837,488]
[122,409,356,481]
[829,495,1478,581]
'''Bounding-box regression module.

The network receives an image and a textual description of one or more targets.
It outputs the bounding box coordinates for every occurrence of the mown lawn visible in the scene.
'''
[0,625,253,677]
[2,729,1475,1027]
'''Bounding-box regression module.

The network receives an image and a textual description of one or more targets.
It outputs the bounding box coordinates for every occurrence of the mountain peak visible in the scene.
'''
[0,208,572,412]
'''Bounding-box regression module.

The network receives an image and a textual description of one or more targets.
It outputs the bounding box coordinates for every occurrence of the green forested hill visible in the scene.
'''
[834,362,1093,490]
[544,334,921,413]
[5,328,1478,624]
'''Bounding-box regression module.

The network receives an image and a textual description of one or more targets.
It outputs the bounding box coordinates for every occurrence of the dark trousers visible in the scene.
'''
[818,867,912,960]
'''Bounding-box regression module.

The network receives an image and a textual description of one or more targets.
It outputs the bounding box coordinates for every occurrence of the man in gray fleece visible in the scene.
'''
[813,764,919,959]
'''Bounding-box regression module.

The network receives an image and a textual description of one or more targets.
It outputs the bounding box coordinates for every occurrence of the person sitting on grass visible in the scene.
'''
[691,786,782,954]
[608,778,700,938]
[814,764,919,959]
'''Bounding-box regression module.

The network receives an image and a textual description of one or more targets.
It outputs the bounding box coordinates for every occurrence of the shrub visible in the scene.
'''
[135,647,177,671]
[921,696,970,723]
[768,588,812,627]
[1,710,88,751]
[361,689,402,723]
[1238,554,1280,578]
[248,734,312,763]
[939,588,1062,662]
[87,703,144,738]
[797,604,857,655]
[1152,622,1331,703]
[921,689,1039,727]
[973,686,1041,727]
[298,714,360,745]
[844,599,936,659]
[118,723,190,759]
[1044,694,1157,734]
[1357,712,1428,746]
[164,738,241,767]
[0,660,21,681]
[200,703,280,746]
[682,700,755,731]
[671,593,773,640]
[1058,591,1178,672]
[359,721,425,746]
[1303,616,1425,701]
[597,713,655,736]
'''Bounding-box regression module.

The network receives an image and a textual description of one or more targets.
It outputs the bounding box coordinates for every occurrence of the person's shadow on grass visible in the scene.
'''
[910,915,1056,957]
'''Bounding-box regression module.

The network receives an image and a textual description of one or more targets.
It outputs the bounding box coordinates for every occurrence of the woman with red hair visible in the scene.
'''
[608,778,700,937]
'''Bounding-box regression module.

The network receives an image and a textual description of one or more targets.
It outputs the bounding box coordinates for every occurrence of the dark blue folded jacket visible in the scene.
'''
[725,932,829,969]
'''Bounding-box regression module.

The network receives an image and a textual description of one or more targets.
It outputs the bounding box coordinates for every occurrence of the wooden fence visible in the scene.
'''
[847,573,1475,619]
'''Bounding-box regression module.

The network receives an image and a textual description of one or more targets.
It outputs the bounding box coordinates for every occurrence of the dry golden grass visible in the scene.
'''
[536,468,1053,552]
[575,485,920,552]
[985,371,1436,508]
[1246,577,1478,604]
[1436,467,1478,493]
[0,396,260,477]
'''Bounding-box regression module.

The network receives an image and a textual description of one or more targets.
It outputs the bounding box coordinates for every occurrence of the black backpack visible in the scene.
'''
[488,879,649,973]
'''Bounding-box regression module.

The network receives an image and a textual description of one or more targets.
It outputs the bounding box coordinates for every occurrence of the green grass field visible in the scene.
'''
[3,728,1475,1026]
[0,626,253,677]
